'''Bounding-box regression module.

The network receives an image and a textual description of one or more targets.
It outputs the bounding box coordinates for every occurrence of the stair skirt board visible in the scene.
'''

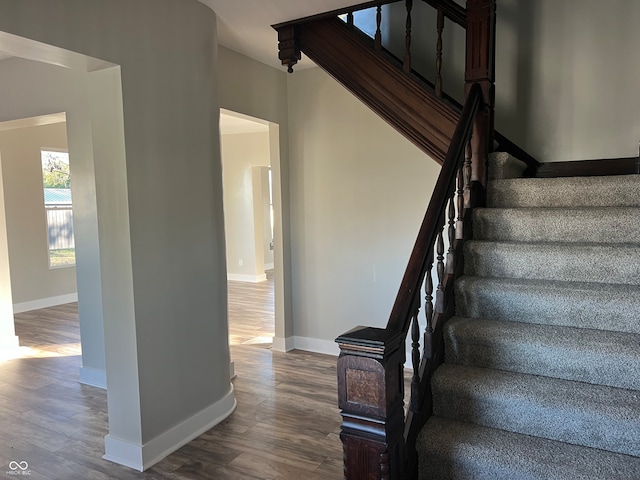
[417,170,640,478]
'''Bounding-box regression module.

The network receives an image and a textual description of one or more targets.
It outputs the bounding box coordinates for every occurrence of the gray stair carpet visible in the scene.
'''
[417,164,640,479]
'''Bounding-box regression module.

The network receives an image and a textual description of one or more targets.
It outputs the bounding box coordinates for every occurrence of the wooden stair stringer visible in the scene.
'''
[297,17,459,164]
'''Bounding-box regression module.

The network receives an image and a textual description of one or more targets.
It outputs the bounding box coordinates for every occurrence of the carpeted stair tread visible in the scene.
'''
[473,206,640,244]
[444,316,640,390]
[487,174,640,208]
[464,240,640,285]
[431,364,640,456]
[455,276,640,334]
[418,169,640,479]
[417,417,640,480]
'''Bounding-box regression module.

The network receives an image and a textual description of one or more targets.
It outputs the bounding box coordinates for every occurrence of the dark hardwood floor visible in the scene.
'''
[0,274,342,479]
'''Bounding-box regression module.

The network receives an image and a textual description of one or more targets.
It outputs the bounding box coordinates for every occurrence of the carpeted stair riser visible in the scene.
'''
[417,417,640,480]
[488,174,640,208]
[431,364,640,457]
[464,240,640,285]
[444,316,640,390]
[473,207,640,244]
[455,276,640,335]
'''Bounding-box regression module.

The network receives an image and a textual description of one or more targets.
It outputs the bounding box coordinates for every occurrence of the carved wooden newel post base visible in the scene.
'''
[336,327,406,480]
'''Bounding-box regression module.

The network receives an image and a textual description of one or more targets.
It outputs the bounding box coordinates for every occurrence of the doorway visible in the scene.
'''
[220,109,281,350]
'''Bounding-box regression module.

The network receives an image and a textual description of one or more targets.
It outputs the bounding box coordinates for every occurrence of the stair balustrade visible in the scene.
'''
[335,83,482,479]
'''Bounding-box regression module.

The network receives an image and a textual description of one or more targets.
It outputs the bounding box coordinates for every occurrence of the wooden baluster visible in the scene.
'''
[456,166,464,240]
[446,196,455,275]
[463,138,473,209]
[435,216,445,314]
[409,305,421,412]
[423,249,434,360]
[347,11,354,28]
[375,5,383,51]
[404,0,413,73]
[435,7,445,97]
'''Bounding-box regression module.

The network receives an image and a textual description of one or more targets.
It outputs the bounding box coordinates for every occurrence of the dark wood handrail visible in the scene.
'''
[387,83,481,336]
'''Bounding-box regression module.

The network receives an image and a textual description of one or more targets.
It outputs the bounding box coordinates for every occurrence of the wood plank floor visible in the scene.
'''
[0,275,343,479]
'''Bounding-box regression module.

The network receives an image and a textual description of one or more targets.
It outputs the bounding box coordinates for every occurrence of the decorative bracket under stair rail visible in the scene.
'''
[276,25,300,73]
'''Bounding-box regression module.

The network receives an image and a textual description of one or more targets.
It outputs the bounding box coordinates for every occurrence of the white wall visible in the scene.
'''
[0,0,232,471]
[221,131,271,282]
[286,67,441,353]
[0,122,78,307]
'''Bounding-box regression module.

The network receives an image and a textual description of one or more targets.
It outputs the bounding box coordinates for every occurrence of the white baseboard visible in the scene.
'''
[103,385,236,471]
[272,335,339,356]
[79,366,107,389]
[13,293,78,313]
[293,336,340,356]
[264,263,274,271]
[272,335,295,352]
[227,273,267,283]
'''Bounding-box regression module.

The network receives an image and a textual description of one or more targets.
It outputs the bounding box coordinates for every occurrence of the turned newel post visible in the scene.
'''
[336,327,406,480]
[276,25,301,73]
[465,0,496,203]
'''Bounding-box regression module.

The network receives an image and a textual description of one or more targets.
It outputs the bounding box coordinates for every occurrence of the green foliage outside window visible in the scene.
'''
[41,152,71,188]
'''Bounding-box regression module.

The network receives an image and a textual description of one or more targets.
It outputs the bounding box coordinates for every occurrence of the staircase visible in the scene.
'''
[417,156,640,479]
[274,1,640,478]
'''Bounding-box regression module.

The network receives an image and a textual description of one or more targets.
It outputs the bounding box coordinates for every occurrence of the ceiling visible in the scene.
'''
[199,0,366,70]
[0,2,363,69]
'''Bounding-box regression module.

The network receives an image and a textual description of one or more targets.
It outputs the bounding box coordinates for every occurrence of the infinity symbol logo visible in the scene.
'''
[8,461,28,471]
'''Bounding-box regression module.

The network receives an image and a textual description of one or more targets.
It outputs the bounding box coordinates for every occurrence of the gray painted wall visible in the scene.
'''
[495,0,640,161]
[287,67,441,349]
[0,0,232,470]
[371,0,640,162]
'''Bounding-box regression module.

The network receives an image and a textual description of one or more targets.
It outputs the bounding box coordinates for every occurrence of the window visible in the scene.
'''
[41,149,75,268]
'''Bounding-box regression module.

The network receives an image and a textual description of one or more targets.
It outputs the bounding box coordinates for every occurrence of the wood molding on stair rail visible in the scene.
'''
[534,156,640,178]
